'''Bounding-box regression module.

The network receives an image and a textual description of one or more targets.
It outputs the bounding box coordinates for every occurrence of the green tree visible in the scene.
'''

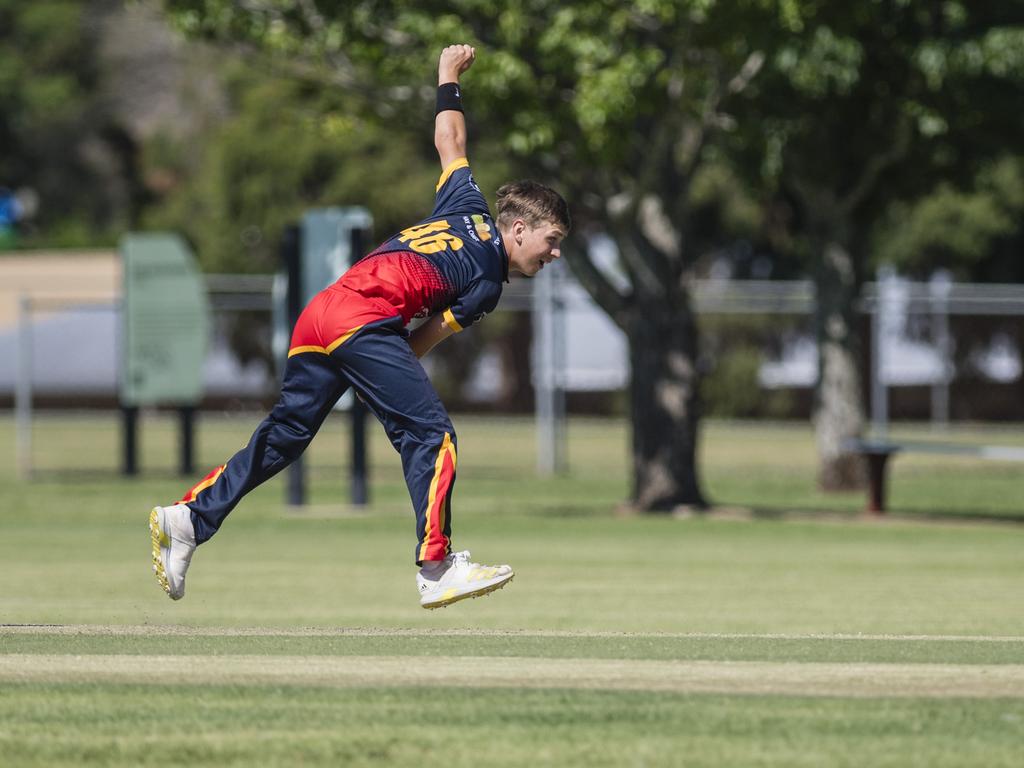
[145,64,460,274]
[144,57,517,391]
[873,155,1024,282]
[0,0,142,245]
[161,0,794,511]
[726,1,1024,488]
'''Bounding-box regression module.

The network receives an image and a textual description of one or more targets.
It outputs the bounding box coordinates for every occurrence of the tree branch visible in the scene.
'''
[563,237,630,330]
[677,49,763,187]
[233,0,360,88]
[727,51,765,95]
[839,114,913,216]
[292,0,362,86]
[604,211,666,300]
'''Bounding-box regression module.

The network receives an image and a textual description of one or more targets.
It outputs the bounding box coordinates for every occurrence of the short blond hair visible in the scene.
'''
[496,180,570,234]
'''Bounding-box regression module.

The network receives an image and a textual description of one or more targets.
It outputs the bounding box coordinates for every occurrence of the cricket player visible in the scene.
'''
[149,44,570,609]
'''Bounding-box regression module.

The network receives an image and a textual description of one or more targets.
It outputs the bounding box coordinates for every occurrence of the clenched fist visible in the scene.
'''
[439,44,476,84]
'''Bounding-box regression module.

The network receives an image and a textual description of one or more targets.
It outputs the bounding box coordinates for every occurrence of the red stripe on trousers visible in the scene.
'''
[178,464,225,505]
[422,449,454,561]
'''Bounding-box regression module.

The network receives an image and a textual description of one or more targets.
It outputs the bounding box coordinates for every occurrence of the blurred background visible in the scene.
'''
[2,0,1023,517]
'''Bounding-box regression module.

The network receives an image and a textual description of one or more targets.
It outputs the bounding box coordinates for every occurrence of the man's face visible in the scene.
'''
[508,220,564,276]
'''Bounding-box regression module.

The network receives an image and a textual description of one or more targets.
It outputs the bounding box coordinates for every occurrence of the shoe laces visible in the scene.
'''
[450,550,472,566]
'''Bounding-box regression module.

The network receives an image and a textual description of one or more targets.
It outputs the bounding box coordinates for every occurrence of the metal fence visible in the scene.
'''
[7,263,1024,474]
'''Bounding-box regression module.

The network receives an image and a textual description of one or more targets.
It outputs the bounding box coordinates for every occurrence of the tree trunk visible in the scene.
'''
[628,297,708,511]
[814,241,866,490]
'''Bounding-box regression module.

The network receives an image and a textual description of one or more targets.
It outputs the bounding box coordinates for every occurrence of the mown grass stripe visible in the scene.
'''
[5,626,1024,665]
[2,654,1023,698]
[4,625,1024,642]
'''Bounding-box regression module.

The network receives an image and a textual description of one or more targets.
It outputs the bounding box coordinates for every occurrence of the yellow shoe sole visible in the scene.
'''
[149,507,171,597]
[421,573,514,610]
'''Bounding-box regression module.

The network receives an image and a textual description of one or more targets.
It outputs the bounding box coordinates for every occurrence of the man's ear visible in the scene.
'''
[513,218,527,244]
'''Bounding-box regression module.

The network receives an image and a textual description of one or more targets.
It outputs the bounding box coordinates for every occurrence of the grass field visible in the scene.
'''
[2,413,1023,765]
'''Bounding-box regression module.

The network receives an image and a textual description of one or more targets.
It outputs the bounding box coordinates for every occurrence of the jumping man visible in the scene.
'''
[149,44,570,609]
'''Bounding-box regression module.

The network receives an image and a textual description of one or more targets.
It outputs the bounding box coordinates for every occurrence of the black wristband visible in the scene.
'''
[436,82,464,115]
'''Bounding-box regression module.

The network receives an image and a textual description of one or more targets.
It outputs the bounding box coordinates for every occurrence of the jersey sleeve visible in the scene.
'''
[431,158,490,217]
[440,278,502,333]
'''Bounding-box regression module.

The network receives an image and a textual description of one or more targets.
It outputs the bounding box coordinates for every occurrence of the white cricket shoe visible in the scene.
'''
[417,550,514,609]
[149,504,196,600]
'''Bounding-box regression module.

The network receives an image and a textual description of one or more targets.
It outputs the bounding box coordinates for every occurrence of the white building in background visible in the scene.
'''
[0,252,270,402]
[757,271,1022,389]
[2,251,1020,406]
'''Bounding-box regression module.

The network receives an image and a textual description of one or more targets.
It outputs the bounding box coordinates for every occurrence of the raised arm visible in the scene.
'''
[435,44,475,170]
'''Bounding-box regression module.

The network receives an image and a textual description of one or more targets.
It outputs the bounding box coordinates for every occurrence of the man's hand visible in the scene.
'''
[408,313,456,358]
[434,44,474,168]
[439,44,475,85]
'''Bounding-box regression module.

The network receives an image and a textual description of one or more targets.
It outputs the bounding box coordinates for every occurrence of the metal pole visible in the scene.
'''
[351,399,368,506]
[122,406,139,476]
[533,261,569,475]
[534,262,555,474]
[871,267,892,439]
[282,224,305,506]
[179,406,196,475]
[930,271,952,429]
[15,295,32,479]
[551,262,568,474]
[349,225,369,506]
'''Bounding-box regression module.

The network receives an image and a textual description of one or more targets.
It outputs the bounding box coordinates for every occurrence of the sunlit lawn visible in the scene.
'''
[2,412,1023,767]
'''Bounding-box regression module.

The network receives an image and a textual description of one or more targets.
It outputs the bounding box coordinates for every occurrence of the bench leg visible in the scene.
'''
[865,453,892,514]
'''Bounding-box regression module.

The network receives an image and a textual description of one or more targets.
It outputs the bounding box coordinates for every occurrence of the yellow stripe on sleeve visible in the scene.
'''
[442,308,463,333]
[436,157,469,192]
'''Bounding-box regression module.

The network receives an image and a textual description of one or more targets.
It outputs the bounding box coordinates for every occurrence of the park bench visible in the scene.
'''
[843,438,1024,514]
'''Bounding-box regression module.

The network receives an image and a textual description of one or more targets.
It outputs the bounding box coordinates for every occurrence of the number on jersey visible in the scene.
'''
[397,220,464,254]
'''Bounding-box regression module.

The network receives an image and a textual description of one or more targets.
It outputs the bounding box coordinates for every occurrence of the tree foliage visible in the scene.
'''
[159,0,1024,502]
[873,156,1024,282]
[144,61,472,273]
[162,0,1024,299]
[160,0,783,509]
[0,0,142,245]
[729,1,1024,245]
[720,1,1024,488]
[162,0,773,259]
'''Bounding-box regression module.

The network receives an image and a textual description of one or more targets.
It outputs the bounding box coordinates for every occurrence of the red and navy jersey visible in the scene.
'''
[337,158,508,332]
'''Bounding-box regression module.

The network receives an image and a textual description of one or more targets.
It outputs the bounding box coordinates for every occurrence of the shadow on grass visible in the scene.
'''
[21,469,187,483]
[521,504,620,518]
[704,503,1024,527]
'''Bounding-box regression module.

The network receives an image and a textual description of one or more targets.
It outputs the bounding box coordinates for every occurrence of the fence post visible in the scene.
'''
[534,260,567,475]
[870,267,894,439]
[281,224,305,506]
[179,406,196,475]
[15,295,32,479]
[122,406,139,476]
[930,271,952,429]
[349,225,369,506]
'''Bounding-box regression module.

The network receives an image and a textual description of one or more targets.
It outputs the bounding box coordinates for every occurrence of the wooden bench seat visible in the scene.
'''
[842,438,1024,513]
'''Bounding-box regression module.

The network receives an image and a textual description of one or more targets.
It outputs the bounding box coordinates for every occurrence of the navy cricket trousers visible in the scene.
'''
[180,296,457,564]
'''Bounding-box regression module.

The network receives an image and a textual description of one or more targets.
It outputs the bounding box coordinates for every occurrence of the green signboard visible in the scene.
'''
[271,206,372,366]
[120,233,211,406]
[301,207,373,303]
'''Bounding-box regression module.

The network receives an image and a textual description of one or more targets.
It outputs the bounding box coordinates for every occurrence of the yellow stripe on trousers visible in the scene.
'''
[287,325,365,358]
[418,433,456,562]
[182,464,225,504]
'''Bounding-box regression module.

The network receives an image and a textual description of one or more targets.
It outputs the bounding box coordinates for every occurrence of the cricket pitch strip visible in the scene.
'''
[3,625,1023,699]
